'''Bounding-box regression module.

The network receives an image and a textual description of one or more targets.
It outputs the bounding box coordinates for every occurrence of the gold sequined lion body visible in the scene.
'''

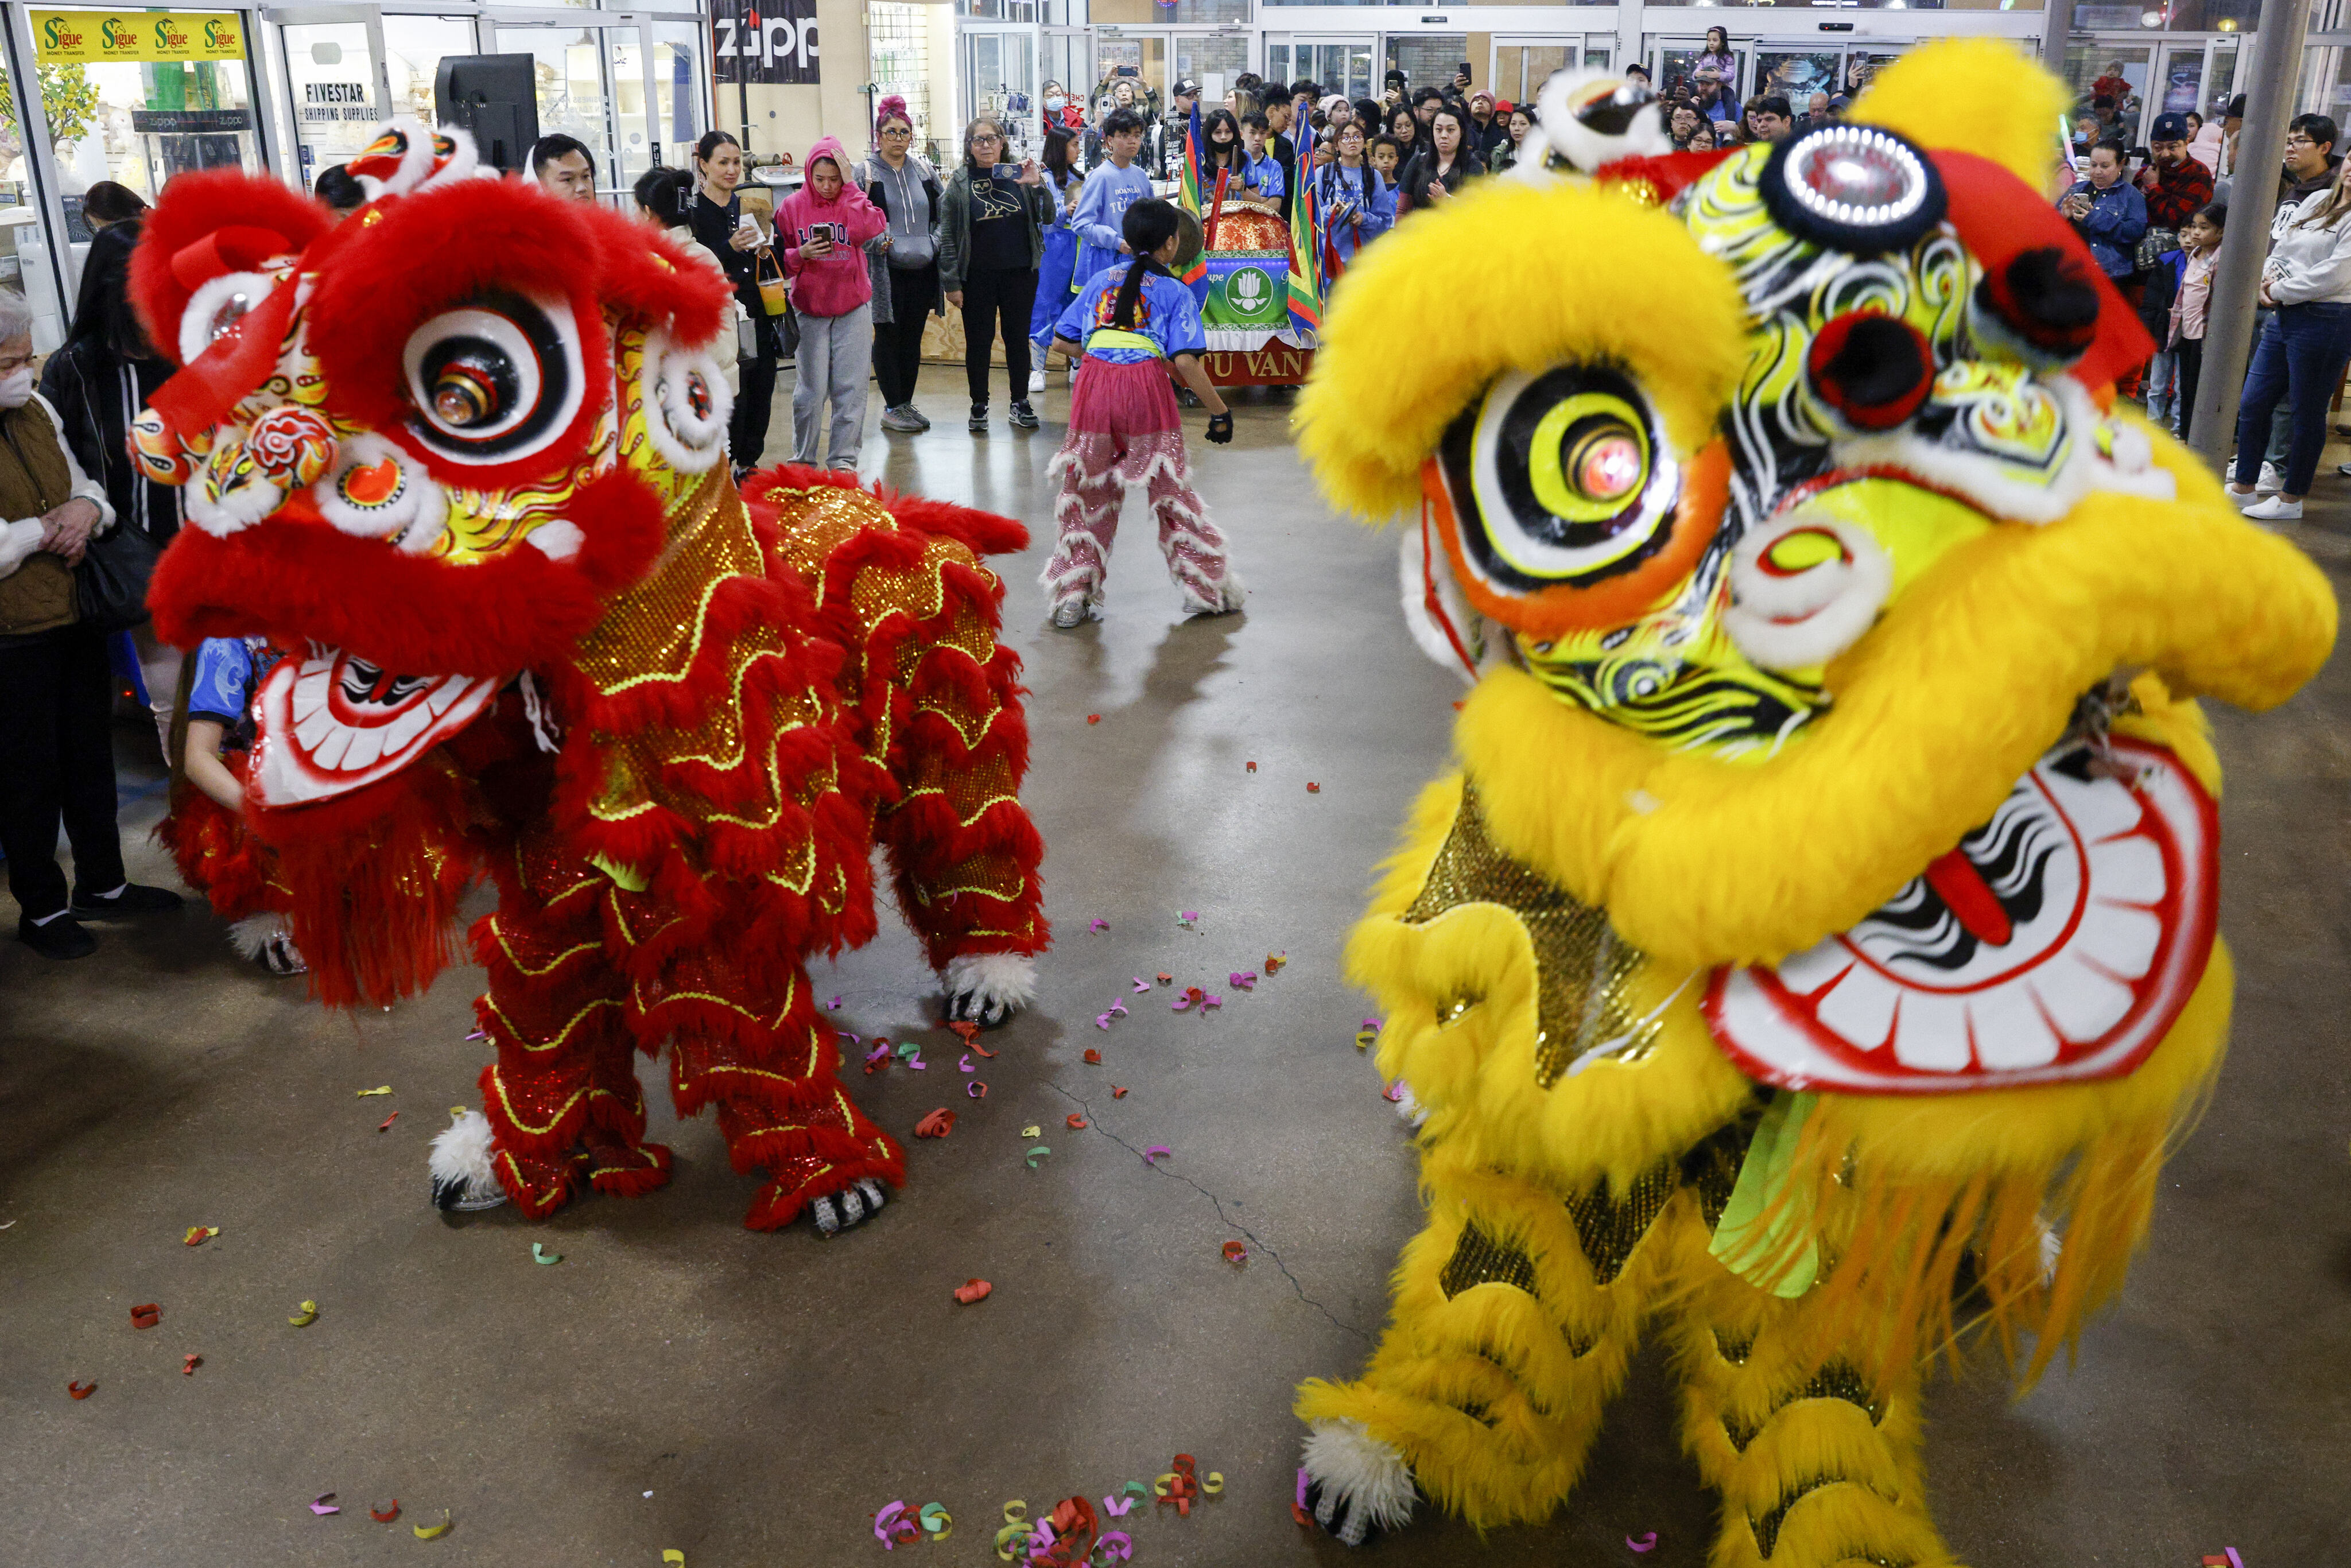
[140,122,1047,1237]
[1288,46,2335,1563]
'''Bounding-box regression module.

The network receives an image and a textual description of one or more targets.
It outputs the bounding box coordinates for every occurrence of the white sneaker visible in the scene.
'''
[1050,597,1098,629]
[2241,493,2303,521]
[2258,461,2285,492]
[1029,367,1046,393]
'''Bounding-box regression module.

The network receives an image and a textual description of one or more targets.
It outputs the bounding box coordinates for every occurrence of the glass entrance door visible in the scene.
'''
[963,26,1038,158]
[1266,37,1372,104]
[274,7,389,193]
[2061,43,2154,144]
[1490,38,1572,107]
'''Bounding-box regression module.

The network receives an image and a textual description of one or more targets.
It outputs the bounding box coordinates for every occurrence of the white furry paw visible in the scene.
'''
[428,1108,508,1212]
[228,912,308,975]
[1301,1418,1417,1547]
[943,952,1037,1030]
[810,1177,889,1237]
[1391,1084,1430,1130]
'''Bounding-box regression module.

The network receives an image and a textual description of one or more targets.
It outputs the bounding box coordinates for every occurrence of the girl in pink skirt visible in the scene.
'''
[1040,198,1241,627]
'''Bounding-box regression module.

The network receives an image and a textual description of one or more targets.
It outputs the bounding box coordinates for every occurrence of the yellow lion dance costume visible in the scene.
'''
[1291,44,2336,1564]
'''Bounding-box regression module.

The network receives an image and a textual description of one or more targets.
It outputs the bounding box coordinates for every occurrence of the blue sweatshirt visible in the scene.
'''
[1055,261,1208,364]
[1069,158,1155,285]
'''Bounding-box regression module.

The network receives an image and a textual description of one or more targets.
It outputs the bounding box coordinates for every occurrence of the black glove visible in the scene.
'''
[1205,411,1234,445]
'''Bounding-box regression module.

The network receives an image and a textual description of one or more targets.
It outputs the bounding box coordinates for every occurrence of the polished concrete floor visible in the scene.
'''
[3,366,2349,1567]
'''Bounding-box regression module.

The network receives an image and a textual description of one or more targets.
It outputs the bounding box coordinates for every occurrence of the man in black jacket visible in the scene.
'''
[1151,78,1197,181]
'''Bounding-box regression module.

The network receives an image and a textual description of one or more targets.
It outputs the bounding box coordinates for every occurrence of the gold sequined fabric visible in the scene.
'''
[1723,1362,1886,1454]
[1438,1220,1541,1300]
[1564,1166,1680,1286]
[1403,782,1654,1087]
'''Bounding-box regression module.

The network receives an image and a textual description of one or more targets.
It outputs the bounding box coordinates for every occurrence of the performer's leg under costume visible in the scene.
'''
[1042,360,1236,614]
[1666,1235,1959,1568]
[1297,1156,1665,1536]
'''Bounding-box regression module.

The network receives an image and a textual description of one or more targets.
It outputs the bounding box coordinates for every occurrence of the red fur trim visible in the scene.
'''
[566,467,669,595]
[594,222,734,349]
[304,178,612,491]
[131,170,332,366]
[255,767,477,1007]
[148,480,651,675]
[155,778,277,921]
[586,1142,673,1196]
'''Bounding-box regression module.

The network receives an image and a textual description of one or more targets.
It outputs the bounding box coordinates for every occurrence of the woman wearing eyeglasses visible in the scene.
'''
[861,97,945,435]
[940,117,1055,433]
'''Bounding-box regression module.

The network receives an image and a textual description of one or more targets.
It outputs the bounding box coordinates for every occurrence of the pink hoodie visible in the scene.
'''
[778,135,887,317]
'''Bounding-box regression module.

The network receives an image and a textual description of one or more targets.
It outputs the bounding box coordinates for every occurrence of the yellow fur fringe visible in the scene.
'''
[1856,38,2071,191]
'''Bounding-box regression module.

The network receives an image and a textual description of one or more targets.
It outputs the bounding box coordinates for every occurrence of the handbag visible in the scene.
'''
[756,251,790,316]
[76,517,161,632]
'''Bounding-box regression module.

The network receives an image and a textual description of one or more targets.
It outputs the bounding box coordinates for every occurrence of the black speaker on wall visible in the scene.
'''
[434,55,539,173]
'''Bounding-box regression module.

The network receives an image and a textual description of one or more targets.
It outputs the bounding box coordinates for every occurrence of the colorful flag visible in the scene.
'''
[1285,154,1325,337]
[1178,103,1208,286]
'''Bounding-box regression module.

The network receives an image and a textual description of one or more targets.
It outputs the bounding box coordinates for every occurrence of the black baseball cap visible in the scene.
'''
[1173,78,1199,98]
[2226,94,2247,119]
[2151,111,2190,141]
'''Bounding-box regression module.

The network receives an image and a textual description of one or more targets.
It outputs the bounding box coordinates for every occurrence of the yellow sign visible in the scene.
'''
[33,11,247,64]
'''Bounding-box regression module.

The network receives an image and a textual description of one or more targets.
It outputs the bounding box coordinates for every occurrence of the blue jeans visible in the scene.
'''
[2232,302,2351,496]
[2144,347,2178,428]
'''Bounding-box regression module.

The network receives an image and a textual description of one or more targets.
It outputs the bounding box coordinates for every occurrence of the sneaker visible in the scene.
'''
[17,913,96,960]
[1009,400,1039,430]
[907,405,932,430]
[968,402,989,434]
[2338,463,2351,478]
[70,882,184,919]
[1029,367,1046,393]
[1050,597,1096,629]
[2241,493,2303,521]
[2258,461,2285,492]
[880,405,924,433]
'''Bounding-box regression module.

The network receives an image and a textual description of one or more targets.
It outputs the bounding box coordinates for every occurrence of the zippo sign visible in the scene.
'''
[713,0,819,86]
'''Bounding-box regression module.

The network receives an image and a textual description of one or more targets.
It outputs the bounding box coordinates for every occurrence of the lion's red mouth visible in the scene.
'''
[250,645,504,806]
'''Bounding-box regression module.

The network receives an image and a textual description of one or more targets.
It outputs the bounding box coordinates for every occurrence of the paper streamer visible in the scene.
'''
[1265,953,1287,973]
[309,1494,340,1516]
[663,1553,685,1566]
[1112,1085,1129,1098]
[967,1082,988,1099]
[1628,1532,1658,1553]
[183,1225,219,1246]
[1066,1114,1088,1130]
[915,1109,956,1139]
[1025,1146,1051,1168]
[1144,1146,1171,1164]
[377,1111,399,1132]
[371,1501,401,1523]
[413,1509,452,1539]
[953,1279,992,1304]
[182,1354,201,1375]
[918,1503,951,1540]
[1223,1241,1248,1264]
[874,1500,920,1548]
[1131,977,1150,993]
[130,1303,160,1329]
[67,1380,95,1400]
[532,1243,561,1266]
[355,1085,392,1097]
[288,1299,319,1326]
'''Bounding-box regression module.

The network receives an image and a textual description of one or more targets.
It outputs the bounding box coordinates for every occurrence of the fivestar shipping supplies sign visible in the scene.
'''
[34,10,246,63]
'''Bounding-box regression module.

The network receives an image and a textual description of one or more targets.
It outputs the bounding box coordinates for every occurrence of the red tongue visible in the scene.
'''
[1924,847,2013,947]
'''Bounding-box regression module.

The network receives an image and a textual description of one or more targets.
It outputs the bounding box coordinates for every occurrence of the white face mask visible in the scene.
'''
[0,367,32,409]
[1045,95,1066,111]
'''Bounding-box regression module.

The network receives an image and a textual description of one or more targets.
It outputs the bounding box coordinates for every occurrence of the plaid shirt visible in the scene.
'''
[2140,153,2212,230]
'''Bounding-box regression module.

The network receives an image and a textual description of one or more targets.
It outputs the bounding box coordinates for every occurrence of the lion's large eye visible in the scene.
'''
[399,291,583,464]
[177,271,277,365]
[1438,364,1681,593]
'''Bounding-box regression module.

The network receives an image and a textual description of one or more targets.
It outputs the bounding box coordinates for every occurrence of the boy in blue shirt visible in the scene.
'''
[1039,198,1240,628]
[1240,112,1286,207]
[164,635,307,974]
[1069,108,1154,285]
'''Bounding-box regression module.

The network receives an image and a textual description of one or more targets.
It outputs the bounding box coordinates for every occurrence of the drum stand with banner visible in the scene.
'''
[1170,211,1316,388]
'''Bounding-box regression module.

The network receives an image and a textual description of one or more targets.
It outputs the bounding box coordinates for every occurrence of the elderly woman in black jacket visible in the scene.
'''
[0,285,182,960]
[937,115,1055,434]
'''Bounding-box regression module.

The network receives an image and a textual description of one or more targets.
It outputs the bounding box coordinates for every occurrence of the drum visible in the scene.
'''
[1170,206,1205,277]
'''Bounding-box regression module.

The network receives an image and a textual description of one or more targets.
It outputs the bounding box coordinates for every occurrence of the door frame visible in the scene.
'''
[260,3,392,189]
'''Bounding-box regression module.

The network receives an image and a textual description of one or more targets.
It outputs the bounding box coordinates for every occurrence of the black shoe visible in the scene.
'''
[17,914,97,960]
[70,882,185,919]
[1009,400,1039,430]
[968,403,989,434]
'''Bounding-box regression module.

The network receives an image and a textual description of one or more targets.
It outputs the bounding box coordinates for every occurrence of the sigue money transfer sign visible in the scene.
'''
[33,10,245,62]
[712,0,820,86]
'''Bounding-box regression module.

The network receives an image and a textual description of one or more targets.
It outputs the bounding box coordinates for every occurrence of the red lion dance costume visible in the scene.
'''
[138,123,1048,1235]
